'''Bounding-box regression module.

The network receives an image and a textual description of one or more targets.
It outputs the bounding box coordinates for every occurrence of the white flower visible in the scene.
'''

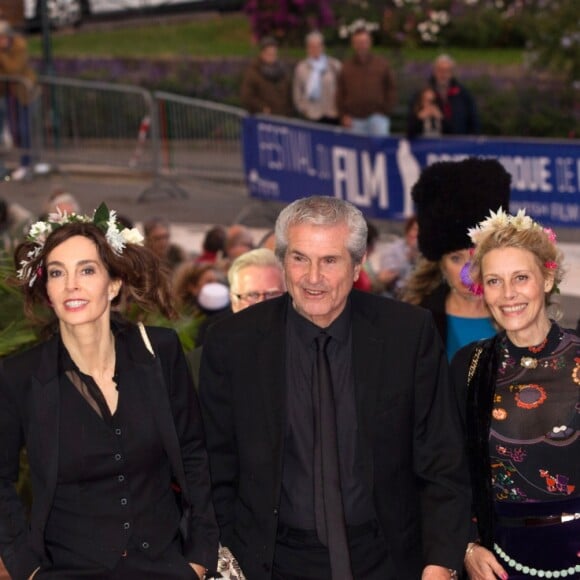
[28,221,53,243]
[106,228,126,255]
[120,227,144,246]
[511,208,534,230]
[468,208,546,247]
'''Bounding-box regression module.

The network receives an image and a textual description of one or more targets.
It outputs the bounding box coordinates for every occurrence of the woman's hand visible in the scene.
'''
[189,562,207,579]
[464,543,508,580]
[421,564,455,579]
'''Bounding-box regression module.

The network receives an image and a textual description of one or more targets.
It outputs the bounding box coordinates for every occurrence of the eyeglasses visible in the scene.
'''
[232,290,284,304]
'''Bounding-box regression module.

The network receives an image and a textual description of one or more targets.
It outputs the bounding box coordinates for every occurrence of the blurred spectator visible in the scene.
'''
[407,87,449,139]
[228,248,285,313]
[377,215,419,297]
[258,229,276,251]
[224,224,255,260]
[44,189,81,216]
[195,225,226,265]
[197,281,231,315]
[241,36,293,116]
[353,220,379,293]
[336,27,396,136]
[172,262,224,314]
[293,31,341,125]
[428,54,480,135]
[0,197,32,250]
[143,216,186,271]
[194,281,232,349]
[0,20,36,182]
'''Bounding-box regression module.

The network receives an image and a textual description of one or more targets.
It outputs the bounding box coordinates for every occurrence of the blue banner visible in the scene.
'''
[243,116,580,227]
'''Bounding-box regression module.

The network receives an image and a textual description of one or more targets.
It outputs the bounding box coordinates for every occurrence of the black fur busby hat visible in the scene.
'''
[412,157,511,262]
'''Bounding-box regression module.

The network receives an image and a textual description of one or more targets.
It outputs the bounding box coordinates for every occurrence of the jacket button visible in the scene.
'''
[273,508,279,516]
[142,542,150,549]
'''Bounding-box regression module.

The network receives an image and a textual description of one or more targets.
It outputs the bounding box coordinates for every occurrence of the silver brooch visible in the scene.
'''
[520,356,538,369]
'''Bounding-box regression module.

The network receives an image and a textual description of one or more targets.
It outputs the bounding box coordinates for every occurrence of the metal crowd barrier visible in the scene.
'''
[37,76,155,173]
[153,92,246,181]
[0,74,247,197]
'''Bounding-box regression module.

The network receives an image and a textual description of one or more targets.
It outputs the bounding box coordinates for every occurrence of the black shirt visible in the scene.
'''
[279,298,375,529]
[44,335,181,566]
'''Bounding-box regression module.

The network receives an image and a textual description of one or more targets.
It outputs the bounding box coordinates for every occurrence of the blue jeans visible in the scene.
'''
[351,114,390,137]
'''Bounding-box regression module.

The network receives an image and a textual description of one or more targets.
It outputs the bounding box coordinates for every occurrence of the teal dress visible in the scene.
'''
[446,314,496,361]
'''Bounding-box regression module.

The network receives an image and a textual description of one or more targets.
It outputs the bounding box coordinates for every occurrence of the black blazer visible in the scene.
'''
[200,291,471,579]
[0,322,218,580]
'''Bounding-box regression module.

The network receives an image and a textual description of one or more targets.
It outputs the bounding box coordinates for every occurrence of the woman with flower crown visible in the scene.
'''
[0,205,218,580]
[451,209,579,579]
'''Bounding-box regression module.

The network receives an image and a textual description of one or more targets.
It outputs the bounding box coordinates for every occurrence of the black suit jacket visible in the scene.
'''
[0,322,218,580]
[200,291,470,579]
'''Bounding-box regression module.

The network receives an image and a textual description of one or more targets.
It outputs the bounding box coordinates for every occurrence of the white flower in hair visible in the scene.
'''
[468,207,545,247]
[511,208,534,230]
[121,227,144,245]
[28,220,53,244]
[105,212,126,255]
[17,203,141,285]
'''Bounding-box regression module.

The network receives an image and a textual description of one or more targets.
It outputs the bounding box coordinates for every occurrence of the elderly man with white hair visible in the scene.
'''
[292,31,341,125]
[426,53,480,135]
[228,248,286,313]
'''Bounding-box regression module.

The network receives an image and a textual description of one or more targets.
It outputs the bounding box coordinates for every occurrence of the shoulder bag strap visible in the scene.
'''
[137,321,155,358]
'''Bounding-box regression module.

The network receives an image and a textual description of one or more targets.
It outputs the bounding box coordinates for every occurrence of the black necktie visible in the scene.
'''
[313,332,353,580]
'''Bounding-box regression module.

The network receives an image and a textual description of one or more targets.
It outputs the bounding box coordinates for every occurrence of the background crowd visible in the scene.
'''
[241,27,479,139]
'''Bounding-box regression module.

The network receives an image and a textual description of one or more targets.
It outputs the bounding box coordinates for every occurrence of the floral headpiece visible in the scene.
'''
[467,208,556,248]
[461,208,559,295]
[17,203,144,287]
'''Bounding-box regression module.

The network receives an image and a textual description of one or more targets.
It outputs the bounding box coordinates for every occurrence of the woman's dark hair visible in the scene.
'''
[14,222,176,325]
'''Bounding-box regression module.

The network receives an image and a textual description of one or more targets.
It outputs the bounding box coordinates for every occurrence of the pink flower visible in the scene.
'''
[543,228,557,243]
[544,261,558,270]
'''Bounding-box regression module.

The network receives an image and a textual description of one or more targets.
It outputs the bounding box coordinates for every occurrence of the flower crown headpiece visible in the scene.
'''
[17,202,144,287]
[460,208,558,296]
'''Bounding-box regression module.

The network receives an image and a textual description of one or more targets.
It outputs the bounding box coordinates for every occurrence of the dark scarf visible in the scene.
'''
[260,60,286,82]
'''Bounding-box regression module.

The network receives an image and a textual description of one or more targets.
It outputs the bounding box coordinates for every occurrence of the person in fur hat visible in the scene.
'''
[402,157,511,359]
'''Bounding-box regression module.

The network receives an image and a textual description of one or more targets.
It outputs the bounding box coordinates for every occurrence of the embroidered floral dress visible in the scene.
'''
[487,323,580,577]
[490,324,579,504]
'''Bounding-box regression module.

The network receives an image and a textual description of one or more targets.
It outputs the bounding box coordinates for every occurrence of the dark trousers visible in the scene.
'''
[36,537,198,580]
[272,521,391,580]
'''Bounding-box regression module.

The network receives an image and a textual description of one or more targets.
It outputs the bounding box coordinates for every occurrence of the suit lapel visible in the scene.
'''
[29,337,61,525]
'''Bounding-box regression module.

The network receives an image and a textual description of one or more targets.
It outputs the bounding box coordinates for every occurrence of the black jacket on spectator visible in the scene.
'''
[427,76,480,135]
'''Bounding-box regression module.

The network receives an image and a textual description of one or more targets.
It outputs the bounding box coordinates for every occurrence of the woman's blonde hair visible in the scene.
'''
[401,256,443,305]
[470,217,564,316]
